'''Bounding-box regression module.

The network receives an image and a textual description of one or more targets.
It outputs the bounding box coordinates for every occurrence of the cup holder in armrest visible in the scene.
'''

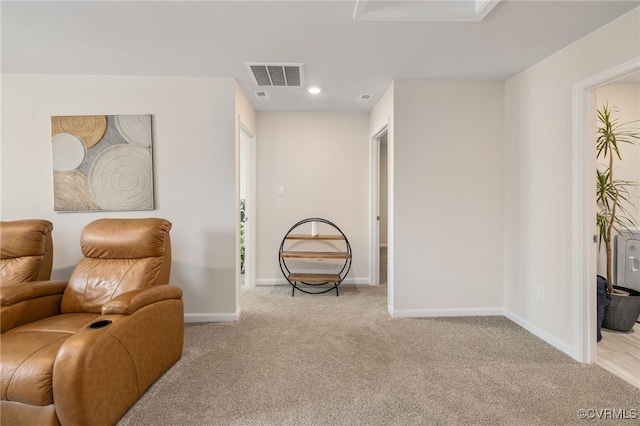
[88,319,112,329]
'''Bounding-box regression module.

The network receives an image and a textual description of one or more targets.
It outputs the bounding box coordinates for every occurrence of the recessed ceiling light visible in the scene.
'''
[308,87,321,95]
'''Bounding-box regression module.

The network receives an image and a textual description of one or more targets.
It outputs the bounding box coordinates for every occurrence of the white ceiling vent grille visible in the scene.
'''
[246,62,304,87]
[254,91,270,101]
[357,94,374,103]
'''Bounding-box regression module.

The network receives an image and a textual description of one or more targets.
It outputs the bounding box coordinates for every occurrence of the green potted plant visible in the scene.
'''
[596,103,640,333]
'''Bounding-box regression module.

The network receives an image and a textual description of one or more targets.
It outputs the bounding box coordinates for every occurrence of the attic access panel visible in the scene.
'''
[246,63,304,87]
[353,0,501,22]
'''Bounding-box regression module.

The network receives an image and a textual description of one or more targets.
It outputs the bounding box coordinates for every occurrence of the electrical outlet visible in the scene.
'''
[537,286,545,301]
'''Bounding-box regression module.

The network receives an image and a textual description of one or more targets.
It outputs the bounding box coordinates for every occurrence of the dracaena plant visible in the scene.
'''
[596,104,640,294]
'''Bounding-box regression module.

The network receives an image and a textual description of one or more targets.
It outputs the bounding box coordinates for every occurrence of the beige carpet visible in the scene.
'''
[119,284,639,425]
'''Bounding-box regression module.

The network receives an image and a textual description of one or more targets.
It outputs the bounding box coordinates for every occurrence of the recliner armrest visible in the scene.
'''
[1,280,67,332]
[0,280,67,305]
[102,285,183,315]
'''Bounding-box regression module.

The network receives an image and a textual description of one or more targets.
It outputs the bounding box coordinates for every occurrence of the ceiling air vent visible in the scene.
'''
[357,94,374,103]
[254,91,270,101]
[246,62,304,87]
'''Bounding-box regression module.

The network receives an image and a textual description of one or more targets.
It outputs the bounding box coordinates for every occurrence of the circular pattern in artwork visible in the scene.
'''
[52,133,86,172]
[51,115,107,148]
[89,144,153,210]
[115,115,151,147]
[53,170,98,211]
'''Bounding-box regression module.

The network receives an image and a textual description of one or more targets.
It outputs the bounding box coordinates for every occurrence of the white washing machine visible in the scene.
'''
[614,230,640,321]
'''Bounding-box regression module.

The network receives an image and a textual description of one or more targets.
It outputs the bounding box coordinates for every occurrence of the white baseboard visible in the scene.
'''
[390,307,504,318]
[255,277,370,286]
[184,312,239,323]
[503,308,574,358]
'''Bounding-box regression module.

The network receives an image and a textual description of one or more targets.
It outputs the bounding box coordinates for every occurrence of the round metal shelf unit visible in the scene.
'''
[279,217,352,296]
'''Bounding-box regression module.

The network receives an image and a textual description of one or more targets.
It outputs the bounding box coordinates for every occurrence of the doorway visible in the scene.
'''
[379,133,389,285]
[239,126,255,288]
[592,72,640,387]
[573,58,640,364]
[370,126,390,291]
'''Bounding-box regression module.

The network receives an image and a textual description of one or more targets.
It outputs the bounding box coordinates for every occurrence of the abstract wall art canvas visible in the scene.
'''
[51,115,155,212]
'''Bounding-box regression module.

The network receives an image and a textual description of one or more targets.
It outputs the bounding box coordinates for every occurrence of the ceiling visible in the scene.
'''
[2,1,639,112]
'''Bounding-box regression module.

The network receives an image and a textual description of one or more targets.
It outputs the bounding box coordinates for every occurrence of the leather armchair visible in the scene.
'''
[1,219,56,333]
[1,218,184,426]
[0,219,54,285]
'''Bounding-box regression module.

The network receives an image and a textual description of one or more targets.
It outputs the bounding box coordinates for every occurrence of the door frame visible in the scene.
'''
[239,124,256,289]
[369,122,394,312]
[369,126,387,286]
[572,57,640,363]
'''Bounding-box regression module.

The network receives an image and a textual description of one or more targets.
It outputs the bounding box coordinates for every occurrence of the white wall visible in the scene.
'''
[504,8,640,357]
[255,112,370,285]
[595,83,640,277]
[391,80,505,316]
[0,74,240,320]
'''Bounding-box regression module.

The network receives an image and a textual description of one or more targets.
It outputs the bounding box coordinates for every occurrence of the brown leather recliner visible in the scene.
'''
[1,219,56,333]
[0,219,54,285]
[0,218,184,426]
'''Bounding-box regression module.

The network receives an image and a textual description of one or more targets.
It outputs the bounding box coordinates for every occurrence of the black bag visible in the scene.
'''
[596,275,610,342]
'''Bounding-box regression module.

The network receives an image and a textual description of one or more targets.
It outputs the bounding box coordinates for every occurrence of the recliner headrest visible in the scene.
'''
[0,219,53,259]
[81,218,171,259]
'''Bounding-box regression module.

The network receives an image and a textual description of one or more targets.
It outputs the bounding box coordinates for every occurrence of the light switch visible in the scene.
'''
[278,186,285,197]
